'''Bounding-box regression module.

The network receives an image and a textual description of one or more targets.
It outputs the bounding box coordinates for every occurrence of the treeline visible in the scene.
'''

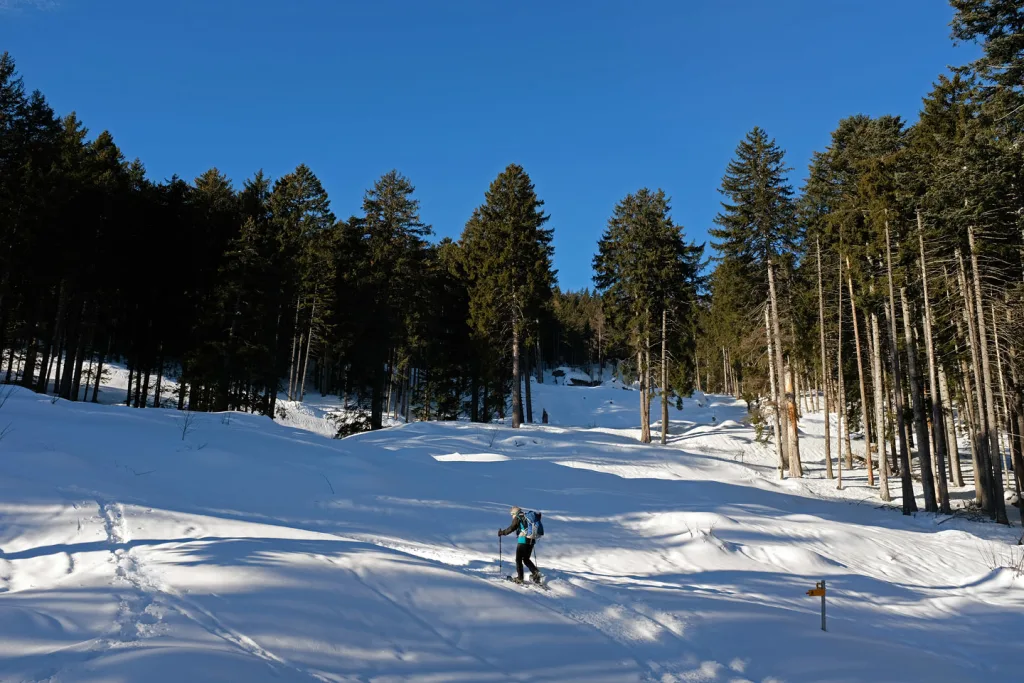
[0,51,704,435]
[700,1,1024,523]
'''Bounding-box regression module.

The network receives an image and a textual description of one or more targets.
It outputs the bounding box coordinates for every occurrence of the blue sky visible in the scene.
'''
[2,0,975,290]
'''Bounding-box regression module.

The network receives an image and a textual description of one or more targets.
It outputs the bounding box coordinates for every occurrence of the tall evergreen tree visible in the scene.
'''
[594,188,702,443]
[462,164,555,429]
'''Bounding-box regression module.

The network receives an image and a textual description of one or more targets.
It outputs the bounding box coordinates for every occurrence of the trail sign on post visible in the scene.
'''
[806,580,826,631]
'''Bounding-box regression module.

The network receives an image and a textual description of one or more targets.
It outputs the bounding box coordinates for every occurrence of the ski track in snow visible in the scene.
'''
[0,371,1021,682]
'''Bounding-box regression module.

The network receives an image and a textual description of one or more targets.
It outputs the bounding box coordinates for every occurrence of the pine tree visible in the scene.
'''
[462,164,554,429]
[710,127,802,474]
[594,188,702,443]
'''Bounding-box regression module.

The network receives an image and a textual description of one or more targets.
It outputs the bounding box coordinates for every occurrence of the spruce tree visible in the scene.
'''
[710,127,802,474]
[594,188,702,443]
[462,164,554,428]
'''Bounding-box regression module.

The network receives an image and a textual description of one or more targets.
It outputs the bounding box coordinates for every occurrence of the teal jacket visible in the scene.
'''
[499,514,531,545]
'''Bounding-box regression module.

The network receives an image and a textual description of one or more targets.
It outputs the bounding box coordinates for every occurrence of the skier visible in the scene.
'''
[499,506,541,584]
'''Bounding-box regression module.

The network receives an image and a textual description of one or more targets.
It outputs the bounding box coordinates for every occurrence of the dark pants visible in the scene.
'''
[515,542,537,580]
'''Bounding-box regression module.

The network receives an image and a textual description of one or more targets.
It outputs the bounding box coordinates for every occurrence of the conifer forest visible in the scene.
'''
[2,0,1023,530]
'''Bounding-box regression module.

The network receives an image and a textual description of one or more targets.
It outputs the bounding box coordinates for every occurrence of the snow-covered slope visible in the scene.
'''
[0,380,1021,682]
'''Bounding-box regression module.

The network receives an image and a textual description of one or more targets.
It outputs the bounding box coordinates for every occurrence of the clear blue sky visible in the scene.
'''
[2,0,975,290]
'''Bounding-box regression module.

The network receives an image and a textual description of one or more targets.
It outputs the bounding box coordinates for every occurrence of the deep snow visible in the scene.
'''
[0,376,1021,682]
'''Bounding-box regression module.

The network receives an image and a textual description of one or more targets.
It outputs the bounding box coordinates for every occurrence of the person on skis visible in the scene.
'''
[499,506,541,584]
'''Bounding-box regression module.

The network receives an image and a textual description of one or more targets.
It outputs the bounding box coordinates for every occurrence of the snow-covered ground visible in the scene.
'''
[0,376,1021,682]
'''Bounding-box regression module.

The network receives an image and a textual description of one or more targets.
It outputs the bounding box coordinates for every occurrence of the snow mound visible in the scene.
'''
[433,452,510,462]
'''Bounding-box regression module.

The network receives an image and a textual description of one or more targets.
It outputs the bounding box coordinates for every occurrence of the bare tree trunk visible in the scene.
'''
[870,312,891,501]
[957,252,992,509]
[645,337,653,442]
[901,287,937,511]
[524,346,533,424]
[767,258,790,460]
[938,364,964,487]
[816,239,833,480]
[511,321,523,429]
[917,225,950,512]
[884,223,918,514]
[152,354,163,409]
[661,310,669,444]
[535,334,543,384]
[287,296,301,401]
[299,296,317,402]
[968,227,1008,524]
[722,347,729,395]
[695,352,702,394]
[638,345,649,443]
[992,302,1010,489]
[847,263,871,473]
[785,359,803,477]
[125,365,134,408]
[837,253,846,490]
[140,368,151,410]
[766,305,785,478]
[91,339,105,404]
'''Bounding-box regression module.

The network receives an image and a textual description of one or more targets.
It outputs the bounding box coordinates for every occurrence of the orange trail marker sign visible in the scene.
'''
[808,580,826,631]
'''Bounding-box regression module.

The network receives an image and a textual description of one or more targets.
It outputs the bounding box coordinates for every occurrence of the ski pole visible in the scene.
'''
[499,534,502,576]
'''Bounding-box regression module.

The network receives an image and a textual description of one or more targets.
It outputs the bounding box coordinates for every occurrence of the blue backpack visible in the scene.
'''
[521,510,544,540]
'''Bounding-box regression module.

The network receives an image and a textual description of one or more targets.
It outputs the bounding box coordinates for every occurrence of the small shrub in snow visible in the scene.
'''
[0,384,13,410]
[0,385,13,443]
[333,410,372,438]
[177,409,198,441]
[747,399,767,443]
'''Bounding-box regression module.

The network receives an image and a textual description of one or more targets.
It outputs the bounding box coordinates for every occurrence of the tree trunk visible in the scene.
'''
[125,364,135,408]
[870,312,891,501]
[767,258,790,461]
[957,252,992,509]
[36,284,66,394]
[766,305,785,478]
[57,298,83,400]
[917,225,950,512]
[639,335,651,444]
[287,296,301,401]
[524,347,534,424]
[92,347,105,404]
[837,252,846,490]
[370,358,386,430]
[405,368,413,424]
[847,263,871,473]
[299,296,316,402]
[470,372,480,422]
[695,353,702,394]
[884,223,917,514]
[785,358,803,477]
[140,368,152,410]
[938,364,964,487]
[661,309,668,445]
[646,339,653,441]
[968,227,1008,524]
[511,322,523,429]
[535,335,543,384]
[722,347,729,395]
[992,302,1010,490]
[153,354,163,408]
[901,287,937,512]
